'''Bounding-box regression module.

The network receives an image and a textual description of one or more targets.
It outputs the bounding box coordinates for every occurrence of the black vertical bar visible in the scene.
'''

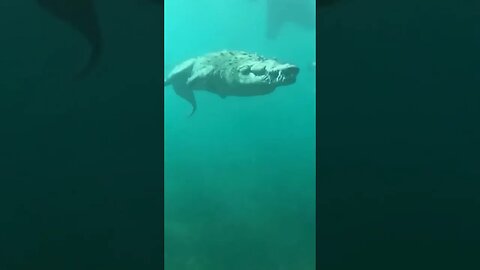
[0,1,165,269]
[316,1,480,269]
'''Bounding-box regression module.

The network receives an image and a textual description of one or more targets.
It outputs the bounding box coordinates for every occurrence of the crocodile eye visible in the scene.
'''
[251,67,266,75]
[239,67,250,75]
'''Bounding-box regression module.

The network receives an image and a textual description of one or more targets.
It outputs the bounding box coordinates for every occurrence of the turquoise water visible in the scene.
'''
[164,0,316,269]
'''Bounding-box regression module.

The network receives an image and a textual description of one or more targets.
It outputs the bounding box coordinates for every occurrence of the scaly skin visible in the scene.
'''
[165,50,300,116]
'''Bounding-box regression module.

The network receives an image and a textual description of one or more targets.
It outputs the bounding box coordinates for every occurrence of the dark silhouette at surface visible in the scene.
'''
[36,0,102,79]
[263,0,338,39]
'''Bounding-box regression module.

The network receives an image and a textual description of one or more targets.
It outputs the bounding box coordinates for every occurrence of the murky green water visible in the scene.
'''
[164,0,316,269]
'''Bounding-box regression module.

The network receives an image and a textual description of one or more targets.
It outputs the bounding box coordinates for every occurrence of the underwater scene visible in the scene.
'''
[1,0,477,269]
[164,0,316,269]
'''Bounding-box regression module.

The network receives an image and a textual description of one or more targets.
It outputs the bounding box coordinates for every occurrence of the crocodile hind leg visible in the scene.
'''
[173,86,197,117]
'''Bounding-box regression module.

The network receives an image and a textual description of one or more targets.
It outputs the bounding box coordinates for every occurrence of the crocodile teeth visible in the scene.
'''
[276,71,282,81]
